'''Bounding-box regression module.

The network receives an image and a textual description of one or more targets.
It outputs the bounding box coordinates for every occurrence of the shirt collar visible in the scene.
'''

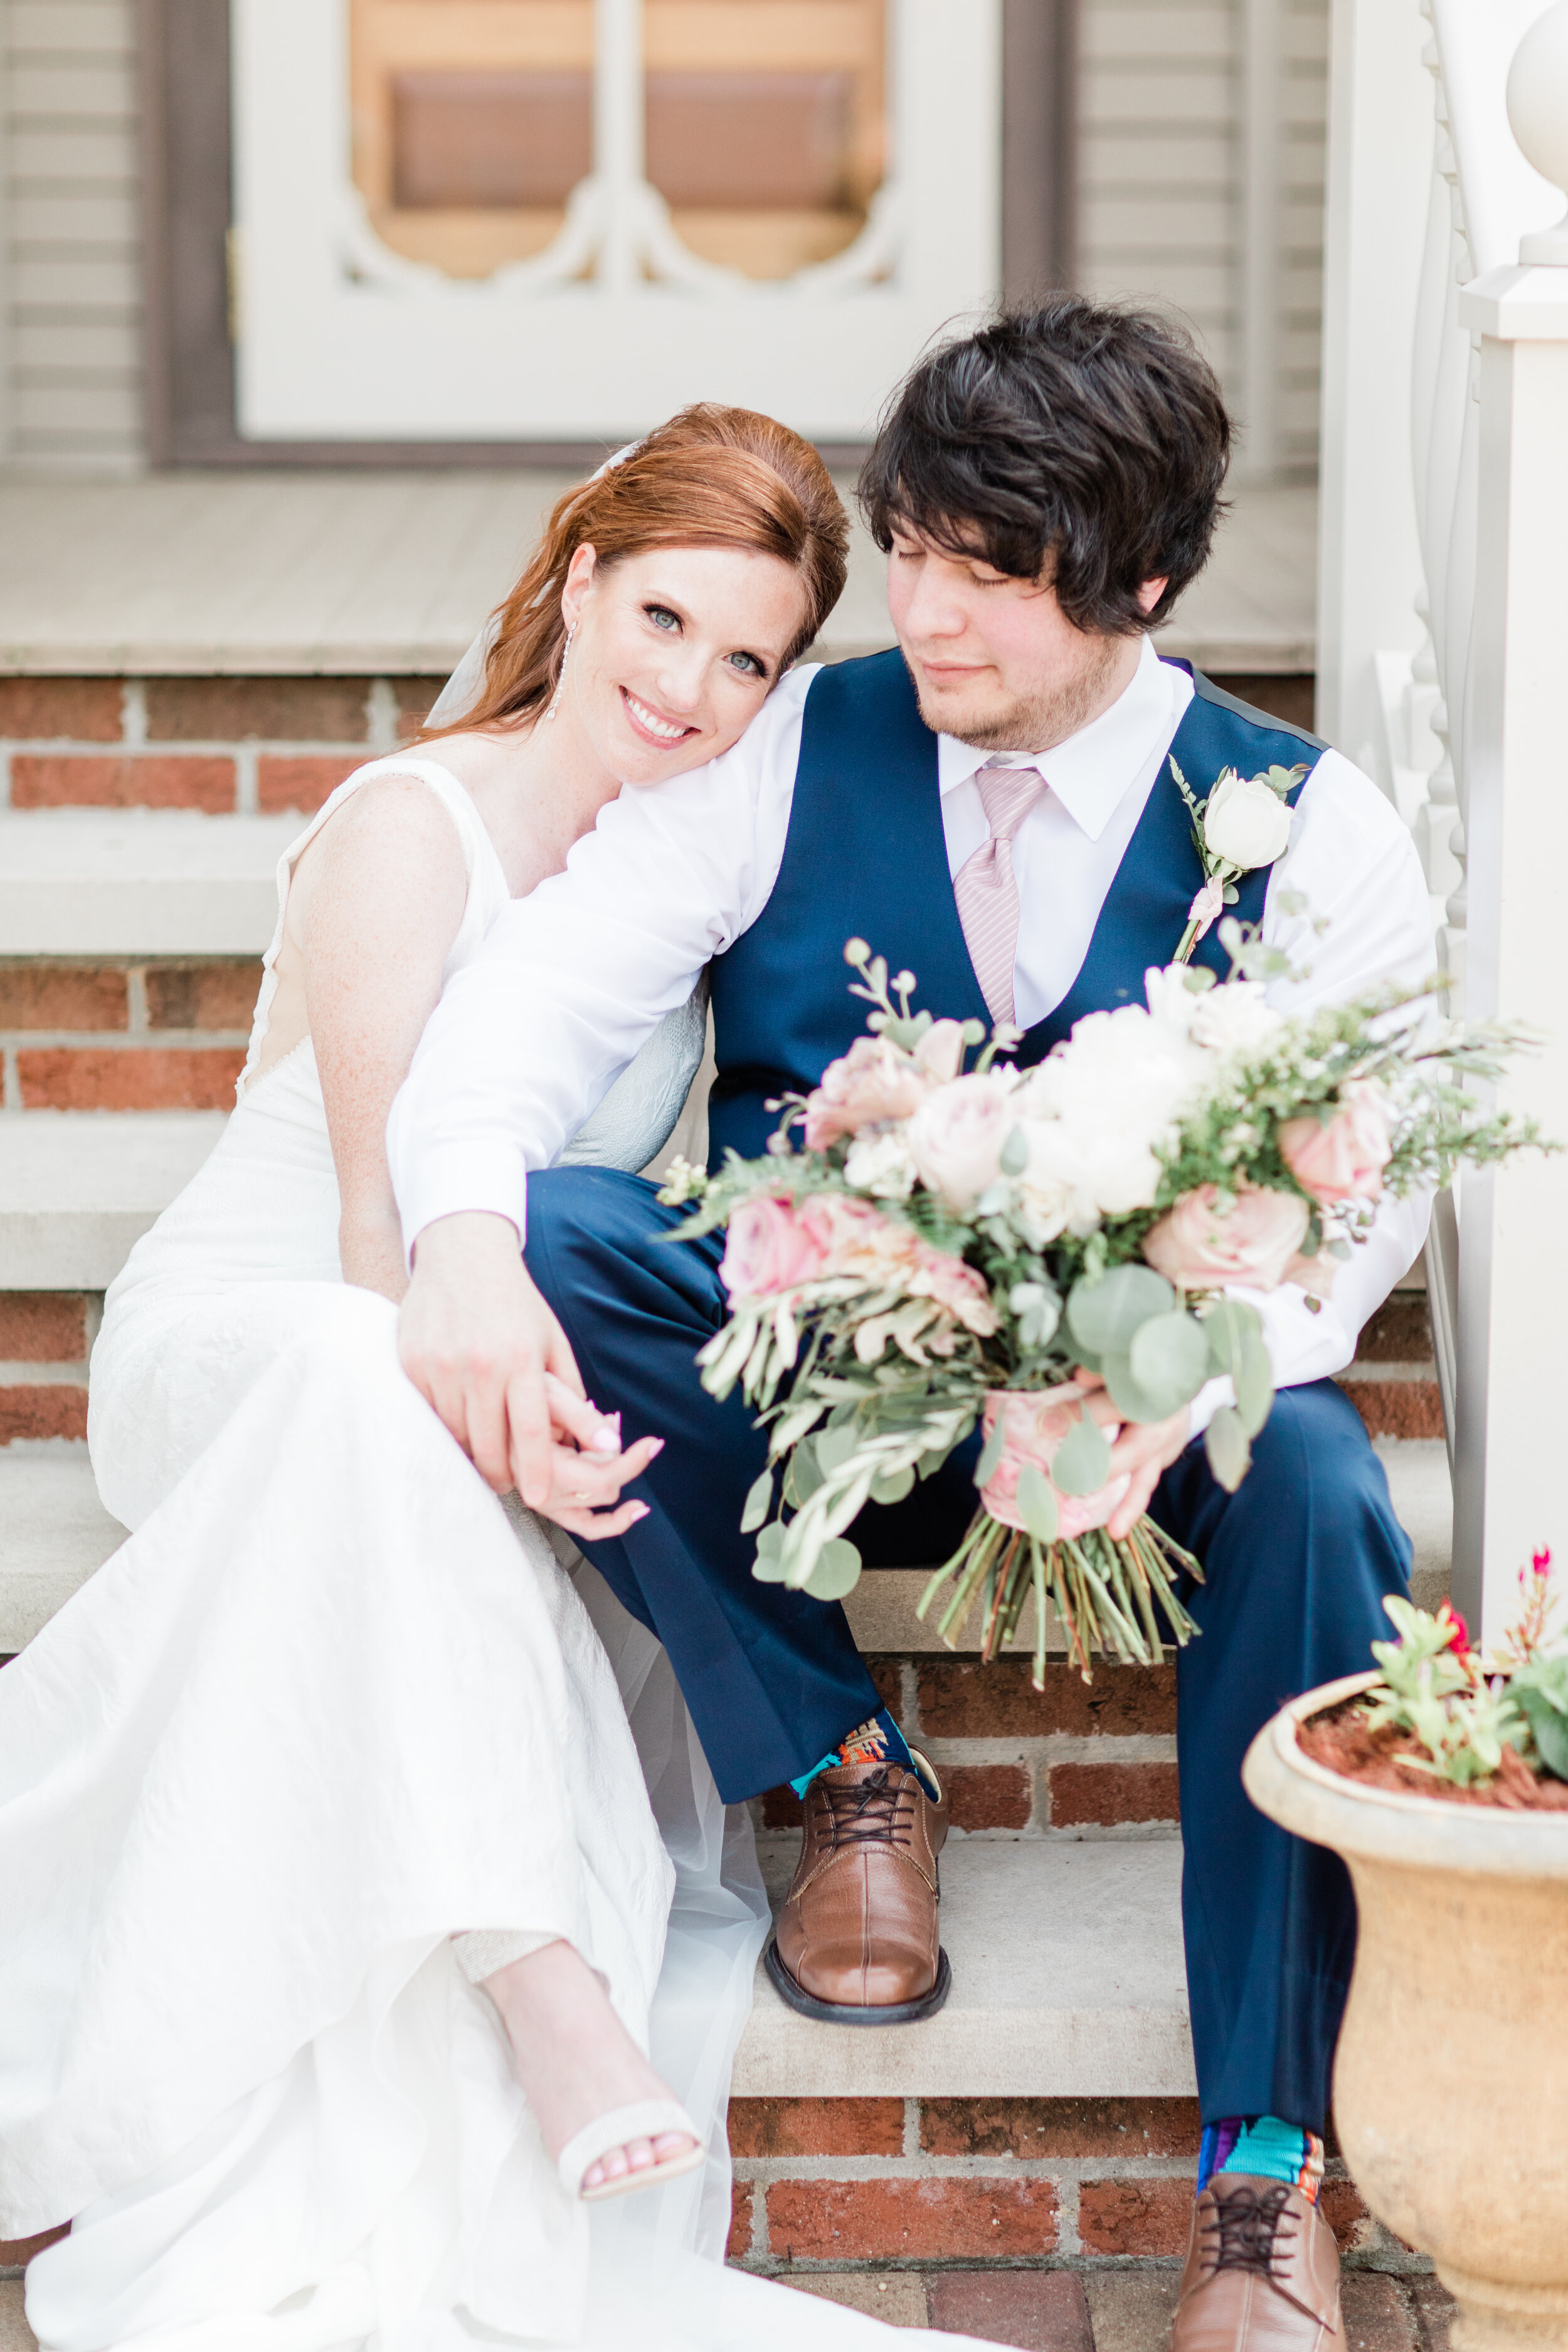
[936,635,1182,844]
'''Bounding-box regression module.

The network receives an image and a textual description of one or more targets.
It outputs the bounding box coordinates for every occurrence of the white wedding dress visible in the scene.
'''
[0,758,986,2352]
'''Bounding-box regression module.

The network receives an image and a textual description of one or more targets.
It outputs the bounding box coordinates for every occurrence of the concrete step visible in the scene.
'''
[0,1435,1454,1658]
[0,1451,126,1651]
[0,810,298,955]
[734,1835,1191,2097]
[0,1111,226,1288]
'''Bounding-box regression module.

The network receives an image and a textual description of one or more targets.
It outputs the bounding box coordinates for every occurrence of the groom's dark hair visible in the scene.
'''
[859,295,1231,635]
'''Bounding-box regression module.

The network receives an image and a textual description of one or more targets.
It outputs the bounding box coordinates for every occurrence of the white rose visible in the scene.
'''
[1202,771,1294,870]
[1187,978,1285,1061]
[844,1130,918,1199]
[908,1071,1019,1210]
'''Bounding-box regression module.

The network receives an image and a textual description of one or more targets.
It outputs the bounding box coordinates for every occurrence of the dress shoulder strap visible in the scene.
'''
[237,753,507,1097]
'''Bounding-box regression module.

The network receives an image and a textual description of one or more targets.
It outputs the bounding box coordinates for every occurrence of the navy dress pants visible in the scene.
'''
[525,1165,1412,2129]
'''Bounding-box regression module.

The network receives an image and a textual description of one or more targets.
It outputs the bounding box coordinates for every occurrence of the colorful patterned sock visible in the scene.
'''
[1197,2115,1325,2204]
[790,1707,938,1802]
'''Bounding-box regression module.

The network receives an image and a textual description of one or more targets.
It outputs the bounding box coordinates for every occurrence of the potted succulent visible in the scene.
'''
[1243,1559,1568,2351]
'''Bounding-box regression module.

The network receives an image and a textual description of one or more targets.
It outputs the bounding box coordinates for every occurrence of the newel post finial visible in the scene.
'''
[1509,0,1568,263]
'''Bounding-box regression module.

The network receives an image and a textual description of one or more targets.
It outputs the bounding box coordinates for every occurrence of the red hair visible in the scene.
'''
[420,405,849,739]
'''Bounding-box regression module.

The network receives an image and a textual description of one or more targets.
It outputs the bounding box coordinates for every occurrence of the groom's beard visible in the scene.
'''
[904,632,1126,756]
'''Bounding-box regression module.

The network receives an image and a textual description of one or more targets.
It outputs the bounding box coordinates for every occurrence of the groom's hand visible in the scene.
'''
[1076,1372,1192,1541]
[400,1212,659,1531]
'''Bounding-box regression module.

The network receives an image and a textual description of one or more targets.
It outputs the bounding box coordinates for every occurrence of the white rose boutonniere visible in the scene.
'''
[1169,755,1308,963]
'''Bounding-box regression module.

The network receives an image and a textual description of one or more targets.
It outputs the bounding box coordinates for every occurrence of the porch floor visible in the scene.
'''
[0,475,1316,679]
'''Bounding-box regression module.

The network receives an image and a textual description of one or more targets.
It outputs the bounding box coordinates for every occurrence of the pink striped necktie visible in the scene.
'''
[953,760,1047,1026]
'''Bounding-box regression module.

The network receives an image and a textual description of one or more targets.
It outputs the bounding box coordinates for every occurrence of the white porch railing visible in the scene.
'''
[1381,0,1568,1637]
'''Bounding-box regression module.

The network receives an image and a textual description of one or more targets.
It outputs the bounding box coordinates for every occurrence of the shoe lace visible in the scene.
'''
[817,1766,918,1851]
[1201,2183,1297,2280]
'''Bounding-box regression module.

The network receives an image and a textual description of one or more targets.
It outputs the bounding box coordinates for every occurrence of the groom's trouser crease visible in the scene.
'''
[527,1164,1412,2121]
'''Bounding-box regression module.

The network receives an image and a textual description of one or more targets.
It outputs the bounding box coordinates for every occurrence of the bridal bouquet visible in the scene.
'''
[661,935,1540,1683]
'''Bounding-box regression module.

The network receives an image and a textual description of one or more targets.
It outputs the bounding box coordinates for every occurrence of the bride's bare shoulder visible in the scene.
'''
[287,768,468,933]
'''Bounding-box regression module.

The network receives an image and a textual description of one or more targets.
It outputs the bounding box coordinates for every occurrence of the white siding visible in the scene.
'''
[1079,0,1327,480]
[0,0,143,472]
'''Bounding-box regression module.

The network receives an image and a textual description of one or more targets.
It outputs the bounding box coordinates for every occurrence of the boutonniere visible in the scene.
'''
[1168,756,1308,963]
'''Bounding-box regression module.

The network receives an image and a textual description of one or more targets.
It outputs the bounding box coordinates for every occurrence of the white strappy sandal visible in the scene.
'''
[556,2099,705,2203]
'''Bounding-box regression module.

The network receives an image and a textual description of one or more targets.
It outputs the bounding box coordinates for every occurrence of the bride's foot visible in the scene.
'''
[483,1939,701,2197]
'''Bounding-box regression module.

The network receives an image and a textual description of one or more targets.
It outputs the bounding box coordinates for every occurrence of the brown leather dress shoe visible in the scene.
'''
[1173,2176,1348,2352]
[766,1756,950,2024]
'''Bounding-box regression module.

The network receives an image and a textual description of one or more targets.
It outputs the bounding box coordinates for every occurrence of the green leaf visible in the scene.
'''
[1051,1408,1114,1498]
[1066,1264,1175,1359]
[783,1436,824,1509]
[803,1537,863,1601]
[740,1467,774,1534]
[871,1465,916,1506]
[1523,1694,1568,1782]
[999,1124,1029,1177]
[1128,1311,1211,1416]
[1015,1464,1060,1543]
[753,1523,789,1582]
[1203,1297,1263,1379]
[973,1412,1007,1491]
[817,1424,860,1476]
[1233,1329,1274,1438]
[1205,1406,1251,1492]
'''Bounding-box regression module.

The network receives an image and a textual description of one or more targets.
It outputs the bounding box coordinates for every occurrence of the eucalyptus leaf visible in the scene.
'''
[1233,1329,1274,1438]
[871,1465,916,1506]
[999,1124,1029,1178]
[1015,1463,1059,1544]
[1066,1264,1175,1359]
[817,1424,860,1476]
[784,1436,824,1508]
[1050,1407,1114,1498]
[973,1413,1008,1490]
[803,1537,863,1601]
[752,1523,789,1582]
[1205,1405,1251,1493]
[1203,1297,1262,1379]
[1128,1310,1210,1413]
[739,1467,774,1534]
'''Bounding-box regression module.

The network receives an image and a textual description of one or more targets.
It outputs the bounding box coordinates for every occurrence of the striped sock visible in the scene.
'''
[1197,2115,1325,2205]
[789,1707,936,1802]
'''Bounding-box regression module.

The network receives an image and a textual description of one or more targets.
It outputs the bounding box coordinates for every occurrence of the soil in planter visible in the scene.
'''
[1300,1701,1568,1811]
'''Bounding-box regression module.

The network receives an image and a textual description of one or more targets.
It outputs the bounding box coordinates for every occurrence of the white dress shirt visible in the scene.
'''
[387,637,1436,1430]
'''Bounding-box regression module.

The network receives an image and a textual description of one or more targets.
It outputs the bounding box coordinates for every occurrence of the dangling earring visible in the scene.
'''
[546,624,576,722]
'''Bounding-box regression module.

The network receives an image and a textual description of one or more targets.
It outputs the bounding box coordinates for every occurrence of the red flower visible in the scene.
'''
[1437,1602,1471,1656]
[1533,1547,1554,1577]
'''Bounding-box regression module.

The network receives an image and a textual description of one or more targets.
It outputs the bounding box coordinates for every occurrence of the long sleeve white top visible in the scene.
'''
[387,637,1436,1425]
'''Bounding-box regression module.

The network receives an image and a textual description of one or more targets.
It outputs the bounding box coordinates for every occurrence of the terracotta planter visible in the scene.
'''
[1244,1672,1568,2352]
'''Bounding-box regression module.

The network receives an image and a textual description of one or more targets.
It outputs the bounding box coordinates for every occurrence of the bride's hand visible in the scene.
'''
[539,1374,664,1540]
[401,1212,659,1526]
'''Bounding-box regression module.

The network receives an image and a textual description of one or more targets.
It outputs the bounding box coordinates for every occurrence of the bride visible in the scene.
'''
[0,409,995,2352]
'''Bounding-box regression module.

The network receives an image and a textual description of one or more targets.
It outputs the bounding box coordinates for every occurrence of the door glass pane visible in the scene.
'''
[352,0,595,278]
[645,1,886,280]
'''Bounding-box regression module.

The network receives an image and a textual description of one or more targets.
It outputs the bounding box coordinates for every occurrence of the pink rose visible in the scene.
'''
[913,1019,969,1084]
[1279,1081,1394,1205]
[907,1241,1000,1337]
[718,1196,828,1300]
[907,1072,1018,1210]
[803,1037,928,1150]
[980,1387,1132,1541]
[1142,1181,1311,1291]
[799,1192,921,1278]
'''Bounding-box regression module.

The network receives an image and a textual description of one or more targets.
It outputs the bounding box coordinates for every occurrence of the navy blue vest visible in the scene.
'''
[707,651,1324,1165]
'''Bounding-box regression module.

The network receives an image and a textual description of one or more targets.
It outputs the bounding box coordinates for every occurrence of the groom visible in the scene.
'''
[390,299,1429,2351]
